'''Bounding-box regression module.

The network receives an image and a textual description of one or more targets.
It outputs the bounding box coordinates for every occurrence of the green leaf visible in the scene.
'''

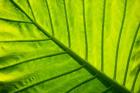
[0,0,139,93]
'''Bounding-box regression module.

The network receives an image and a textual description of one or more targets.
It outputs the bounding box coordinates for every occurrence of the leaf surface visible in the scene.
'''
[0,0,139,93]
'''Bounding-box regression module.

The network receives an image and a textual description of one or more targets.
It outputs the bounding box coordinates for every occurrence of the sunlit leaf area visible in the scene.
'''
[0,0,139,93]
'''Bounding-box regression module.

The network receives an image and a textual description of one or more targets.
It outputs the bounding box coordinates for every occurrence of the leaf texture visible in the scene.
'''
[0,0,139,93]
